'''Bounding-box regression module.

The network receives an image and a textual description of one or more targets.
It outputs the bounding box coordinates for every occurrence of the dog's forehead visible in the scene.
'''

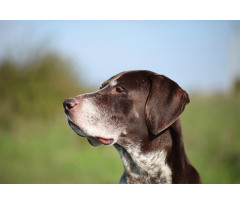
[100,72,124,89]
[109,75,122,87]
[100,70,154,89]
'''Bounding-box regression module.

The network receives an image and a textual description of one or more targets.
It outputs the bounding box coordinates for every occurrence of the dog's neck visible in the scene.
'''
[114,143,172,184]
[114,119,193,184]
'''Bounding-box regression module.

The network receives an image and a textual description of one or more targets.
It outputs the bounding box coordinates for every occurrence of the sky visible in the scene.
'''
[0,20,240,94]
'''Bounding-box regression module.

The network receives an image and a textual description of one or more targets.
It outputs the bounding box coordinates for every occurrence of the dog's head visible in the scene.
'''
[63,70,189,146]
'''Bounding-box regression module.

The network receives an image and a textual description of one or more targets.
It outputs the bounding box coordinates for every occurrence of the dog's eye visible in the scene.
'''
[115,87,124,93]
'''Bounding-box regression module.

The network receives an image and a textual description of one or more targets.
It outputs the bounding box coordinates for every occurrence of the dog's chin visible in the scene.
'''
[66,117,114,146]
[67,118,102,146]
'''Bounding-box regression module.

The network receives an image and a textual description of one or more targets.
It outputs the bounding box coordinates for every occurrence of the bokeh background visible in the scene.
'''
[0,20,240,184]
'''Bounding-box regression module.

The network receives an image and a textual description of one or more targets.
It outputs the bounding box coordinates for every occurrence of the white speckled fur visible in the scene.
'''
[118,144,172,184]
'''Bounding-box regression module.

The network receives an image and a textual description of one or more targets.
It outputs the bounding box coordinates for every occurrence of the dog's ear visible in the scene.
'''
[145,75,190,135]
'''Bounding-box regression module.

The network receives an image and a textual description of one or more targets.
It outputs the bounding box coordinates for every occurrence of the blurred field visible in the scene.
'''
[0,52,240,184]
[182,95,240,184]
[0,117,123,184]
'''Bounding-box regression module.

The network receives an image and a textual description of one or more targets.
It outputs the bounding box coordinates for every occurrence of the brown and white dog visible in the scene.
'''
[63,70,202,184]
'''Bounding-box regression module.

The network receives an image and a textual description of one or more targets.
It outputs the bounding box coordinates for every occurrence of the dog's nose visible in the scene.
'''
[63,98,78,112]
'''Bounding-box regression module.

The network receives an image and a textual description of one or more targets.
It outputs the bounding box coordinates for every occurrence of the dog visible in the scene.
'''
[63,70,202,184]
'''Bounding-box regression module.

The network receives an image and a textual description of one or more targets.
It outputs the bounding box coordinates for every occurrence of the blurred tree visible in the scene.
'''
[233,77,240,96]
[0,52,86,130]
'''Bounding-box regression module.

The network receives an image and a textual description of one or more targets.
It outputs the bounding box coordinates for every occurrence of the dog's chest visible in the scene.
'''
[116,145,172,184]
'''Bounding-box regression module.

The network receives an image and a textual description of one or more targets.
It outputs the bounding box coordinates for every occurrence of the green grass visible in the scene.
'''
[0,95,239,184]
[0,117,123,184]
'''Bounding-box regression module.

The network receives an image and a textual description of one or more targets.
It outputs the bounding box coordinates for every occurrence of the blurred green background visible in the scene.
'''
[0,51,239,184]
[0,21,240,184]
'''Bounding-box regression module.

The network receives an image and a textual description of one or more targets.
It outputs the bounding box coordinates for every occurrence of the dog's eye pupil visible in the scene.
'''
[116,87,123,93]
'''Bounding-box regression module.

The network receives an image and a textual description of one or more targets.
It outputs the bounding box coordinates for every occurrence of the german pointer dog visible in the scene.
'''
[63,70,202,184]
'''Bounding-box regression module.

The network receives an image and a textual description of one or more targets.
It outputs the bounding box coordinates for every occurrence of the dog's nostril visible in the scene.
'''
[63,98,78,110]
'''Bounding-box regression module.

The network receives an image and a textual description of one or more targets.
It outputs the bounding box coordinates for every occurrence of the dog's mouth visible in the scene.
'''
[66,116,114,146]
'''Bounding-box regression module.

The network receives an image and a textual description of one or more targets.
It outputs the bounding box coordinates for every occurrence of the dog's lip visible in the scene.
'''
[66,116,114,145]
[97,137,114,145]
[87,137,101,146]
